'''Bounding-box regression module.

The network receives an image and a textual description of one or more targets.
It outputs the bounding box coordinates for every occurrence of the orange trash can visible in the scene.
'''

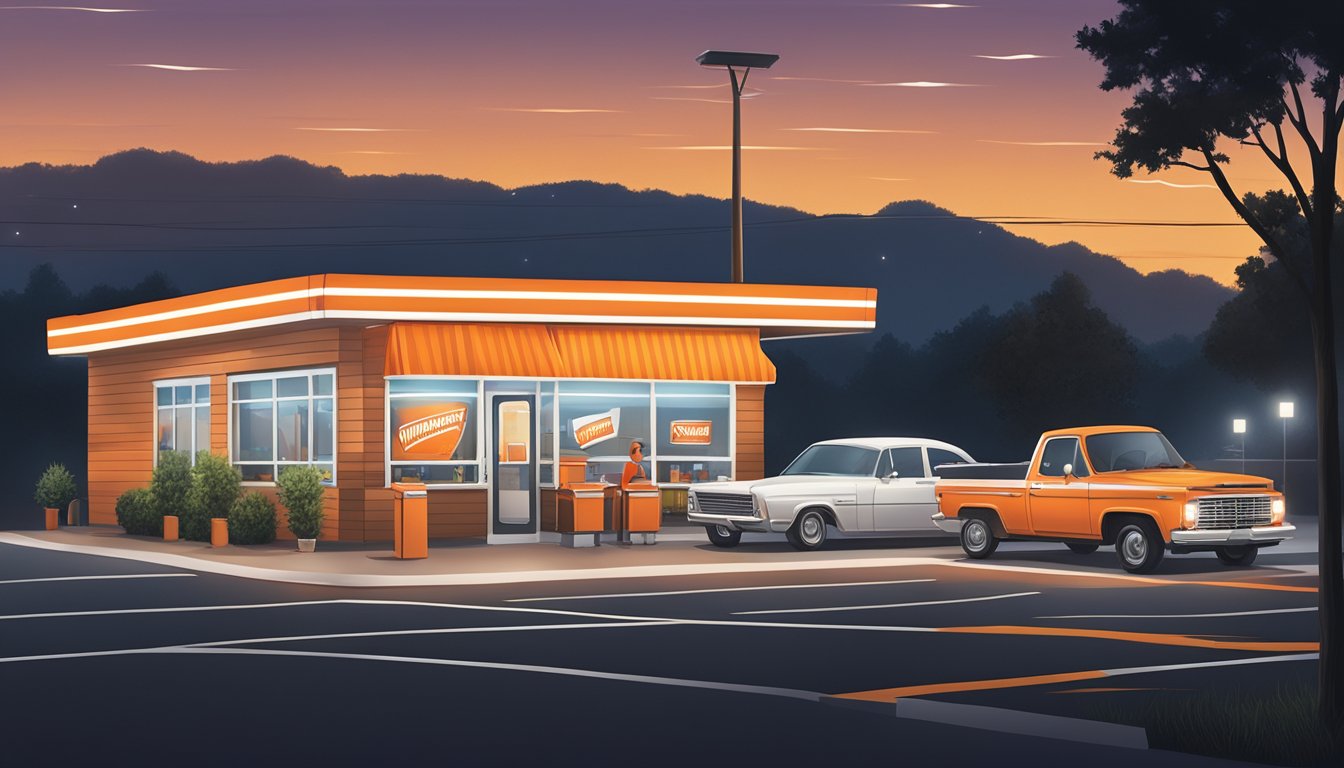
[392,482,428,560]
[163,515,179,542]
[210,517,229,548]
[624,482,661,537]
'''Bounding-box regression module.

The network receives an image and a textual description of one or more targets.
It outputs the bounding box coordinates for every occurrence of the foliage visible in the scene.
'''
[115,488,160,537]
[228,492,277,545]
[34,463,78,510]
[183,452,241,542]
[277,465,326,540]
[151,450,193,520]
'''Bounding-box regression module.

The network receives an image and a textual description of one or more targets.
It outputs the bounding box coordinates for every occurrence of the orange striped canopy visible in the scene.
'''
[384,322,776,383]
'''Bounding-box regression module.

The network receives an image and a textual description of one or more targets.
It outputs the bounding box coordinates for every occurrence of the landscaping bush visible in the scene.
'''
[229,492,277,545]
[34,463,78,511]
[183,452,242,542]
[151,451,192,520]
[277,465,326,540]
[115,488,161,536]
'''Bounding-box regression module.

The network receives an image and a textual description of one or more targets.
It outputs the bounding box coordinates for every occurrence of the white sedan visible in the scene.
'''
[687,437,974,551]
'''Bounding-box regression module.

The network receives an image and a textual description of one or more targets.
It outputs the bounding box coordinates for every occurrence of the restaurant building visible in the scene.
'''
[46,274,876,543]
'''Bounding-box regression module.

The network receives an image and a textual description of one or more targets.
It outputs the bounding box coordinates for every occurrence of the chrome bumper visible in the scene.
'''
[1170,523,1295,545]
[931,511,963,535]
[687,512,773,533]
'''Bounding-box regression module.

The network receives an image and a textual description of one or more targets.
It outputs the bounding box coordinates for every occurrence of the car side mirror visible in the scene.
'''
[883,471,899,480]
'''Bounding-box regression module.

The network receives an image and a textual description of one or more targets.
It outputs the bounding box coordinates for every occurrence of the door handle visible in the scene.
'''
[915,480,936,485]
[1029,482,1044,490]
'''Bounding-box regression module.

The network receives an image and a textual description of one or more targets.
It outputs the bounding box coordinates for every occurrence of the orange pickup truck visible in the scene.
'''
[931,426,1293,573]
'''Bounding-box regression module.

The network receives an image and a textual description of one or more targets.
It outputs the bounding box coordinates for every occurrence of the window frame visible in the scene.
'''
[1038,436,1091,478]
[385,377,486,490]
[152,376,211,466]
[228,367,337,487]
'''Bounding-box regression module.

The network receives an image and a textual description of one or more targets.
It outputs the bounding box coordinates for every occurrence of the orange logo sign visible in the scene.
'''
[572,408,620,450]
[393,402,469,460]
[670,420,713,445]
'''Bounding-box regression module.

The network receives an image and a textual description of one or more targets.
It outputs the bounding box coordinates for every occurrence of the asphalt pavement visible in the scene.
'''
[0,534,1325,767]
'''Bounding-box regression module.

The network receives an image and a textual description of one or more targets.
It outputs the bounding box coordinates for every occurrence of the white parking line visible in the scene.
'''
[188,621,678,647]
[735,592,1040,616]
[0,573,194,586]
[508,579,936,603]
[1040,607,1317,620]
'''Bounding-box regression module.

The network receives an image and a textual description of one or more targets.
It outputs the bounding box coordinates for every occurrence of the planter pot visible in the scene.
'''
[297,538,317,553]
[163,515,179,542]
[43,507,59,531]
[210,517,229,548]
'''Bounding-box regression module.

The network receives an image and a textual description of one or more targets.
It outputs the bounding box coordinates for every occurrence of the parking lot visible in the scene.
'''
[0,532,1322,766]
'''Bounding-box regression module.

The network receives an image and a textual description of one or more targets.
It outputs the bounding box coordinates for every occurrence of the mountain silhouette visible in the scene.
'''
[0,149,1232,344]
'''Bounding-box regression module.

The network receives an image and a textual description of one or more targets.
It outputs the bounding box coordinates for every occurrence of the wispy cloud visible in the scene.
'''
[294,127,419,132]
[784,127,936,134]
[650,96,734,105]
[653,83,728,90]
[862,81,980,88]
[334,150,412,155]
[486,107,622,114]
[978,139,1104,146]
[869,177,912,181]
[770,76,875,84]
[1125,178,1216,189]
[631,132,685,137]
[885,3,977,8]
[647,145,827,151]
[0,5,145,12]
[125,63,234,71]
[972,54,1055,61]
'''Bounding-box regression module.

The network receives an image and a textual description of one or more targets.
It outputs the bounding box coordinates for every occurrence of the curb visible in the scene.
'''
[822,695,1149,750]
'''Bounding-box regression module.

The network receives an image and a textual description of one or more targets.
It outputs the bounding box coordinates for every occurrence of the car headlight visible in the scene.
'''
[687,494,696,512]
[1272,498,1285,524]
[1182,501,1199,529]
[753,494,765,518]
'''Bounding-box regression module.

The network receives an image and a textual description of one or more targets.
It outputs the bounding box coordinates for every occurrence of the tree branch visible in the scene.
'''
[1170,160,1212,172]
[1252,123,1314,221]
[1287,80,1323,160]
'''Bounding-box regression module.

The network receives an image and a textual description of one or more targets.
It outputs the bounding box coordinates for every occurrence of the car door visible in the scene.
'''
[1027,436,1092,536]
[872,447,936,531]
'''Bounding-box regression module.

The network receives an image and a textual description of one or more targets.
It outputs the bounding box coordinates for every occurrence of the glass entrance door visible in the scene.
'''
[489,394,537,541]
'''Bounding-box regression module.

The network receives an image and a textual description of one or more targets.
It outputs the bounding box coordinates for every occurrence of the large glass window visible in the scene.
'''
[557,381,651,484]
[155,378,210,464]
[388,378,481,486]
[230,369,335,484]
[654,383,732,485]
[1085,431,1182,473]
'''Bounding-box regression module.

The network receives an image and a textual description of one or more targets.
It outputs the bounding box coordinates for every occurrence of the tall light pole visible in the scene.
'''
[1279,401,1294,496]
[1233,418,1247,474]
[696,50,779,283]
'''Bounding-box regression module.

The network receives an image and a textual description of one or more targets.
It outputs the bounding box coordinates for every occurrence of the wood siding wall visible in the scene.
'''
[735,385,766,481]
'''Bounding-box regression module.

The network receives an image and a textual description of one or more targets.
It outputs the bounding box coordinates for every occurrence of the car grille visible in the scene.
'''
[1196,495,1272,529]
[694,492,754,516]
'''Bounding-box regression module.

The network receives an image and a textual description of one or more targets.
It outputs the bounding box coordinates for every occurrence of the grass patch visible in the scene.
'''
[1090,683,1342,766]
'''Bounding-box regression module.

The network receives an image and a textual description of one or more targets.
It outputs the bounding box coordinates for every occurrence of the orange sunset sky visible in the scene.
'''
[0,0,1322,286]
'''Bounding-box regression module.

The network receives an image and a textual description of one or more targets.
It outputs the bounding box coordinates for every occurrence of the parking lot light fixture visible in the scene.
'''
[1232,418,1246,473]
[1278,401,1294,496]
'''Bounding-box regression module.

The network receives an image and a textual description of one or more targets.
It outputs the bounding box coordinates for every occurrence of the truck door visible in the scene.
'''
[1028,436,1091,536]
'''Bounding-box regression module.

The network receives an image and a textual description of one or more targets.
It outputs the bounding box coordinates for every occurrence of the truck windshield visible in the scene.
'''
[1085,431,1187,473]
[781,445,879,476]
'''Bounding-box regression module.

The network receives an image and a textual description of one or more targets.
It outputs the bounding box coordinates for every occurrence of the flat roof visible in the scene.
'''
[47,273,877,356]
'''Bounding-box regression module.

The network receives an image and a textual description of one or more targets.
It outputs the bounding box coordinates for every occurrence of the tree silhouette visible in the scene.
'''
[1079,0,1344,725]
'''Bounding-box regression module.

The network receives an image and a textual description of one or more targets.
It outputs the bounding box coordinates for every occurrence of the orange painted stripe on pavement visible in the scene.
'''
[1184,580,1317,593]
[935,624,1318,653]
[835,670,1108,702]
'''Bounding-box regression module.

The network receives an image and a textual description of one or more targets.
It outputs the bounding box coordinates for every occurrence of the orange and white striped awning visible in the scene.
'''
[47,273,876,356]
[384,322,776,383]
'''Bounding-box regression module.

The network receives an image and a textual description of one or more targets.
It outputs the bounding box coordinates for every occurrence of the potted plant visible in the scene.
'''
[278,465,325,552]
[185,452,241,547]
[34,464,77,531]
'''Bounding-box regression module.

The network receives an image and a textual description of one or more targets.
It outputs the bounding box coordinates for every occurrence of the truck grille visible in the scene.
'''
[1196,496,1272,529]
[694,492,754,516]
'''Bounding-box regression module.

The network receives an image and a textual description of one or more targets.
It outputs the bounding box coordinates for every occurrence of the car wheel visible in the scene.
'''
[787,509,829,551]
[705,524,742,548]
[1067,542,1099,555]
[1115,521,1164,573]
[960,517,998,559]
[1215,545,1258,567]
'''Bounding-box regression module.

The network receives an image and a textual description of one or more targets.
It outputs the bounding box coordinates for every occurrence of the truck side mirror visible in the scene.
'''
[1063,463,1074,478]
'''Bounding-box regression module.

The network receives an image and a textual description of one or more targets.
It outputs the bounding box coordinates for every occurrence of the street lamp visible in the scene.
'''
[1278,401,1294,496]
[1232,418,1246,474]
[695,49,779,283]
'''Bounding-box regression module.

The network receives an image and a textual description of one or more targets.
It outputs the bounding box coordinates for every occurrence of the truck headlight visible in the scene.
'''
[1271,498,1285,524]
[1182,501,1199,529]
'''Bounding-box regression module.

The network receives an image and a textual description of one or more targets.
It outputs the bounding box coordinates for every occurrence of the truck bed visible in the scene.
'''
[934,462,1031,480]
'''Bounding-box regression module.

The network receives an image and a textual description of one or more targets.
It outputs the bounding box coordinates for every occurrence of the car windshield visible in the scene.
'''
[1085,431,1187,473]
[781,444,879,476]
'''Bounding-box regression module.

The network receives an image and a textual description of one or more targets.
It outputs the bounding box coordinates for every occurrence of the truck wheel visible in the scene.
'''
[1066,543,1099,555]
[1115,521,1164,573]
[960,518,998,559]
[705,525,742,548]
[786,509,828,551]
[1215,545,1258,567]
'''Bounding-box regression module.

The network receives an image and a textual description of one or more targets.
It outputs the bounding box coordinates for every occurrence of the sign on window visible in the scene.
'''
[393,402,470,460]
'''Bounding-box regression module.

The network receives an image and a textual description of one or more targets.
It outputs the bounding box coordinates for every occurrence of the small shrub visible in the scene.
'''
[229,492,277,545]
[151,451,192,519]
[183,453,242,542]
[277,465,326,540]
[34,463,78,510]
[115,488,161,536]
